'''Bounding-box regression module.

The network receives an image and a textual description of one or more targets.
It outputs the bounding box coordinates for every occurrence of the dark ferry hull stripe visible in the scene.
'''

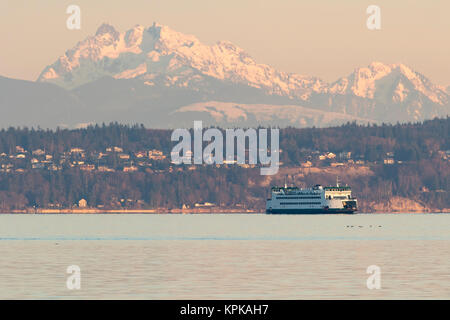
[266,209,356,214]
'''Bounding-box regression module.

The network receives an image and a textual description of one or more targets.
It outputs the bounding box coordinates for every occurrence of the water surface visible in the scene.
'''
[0,214,449,299]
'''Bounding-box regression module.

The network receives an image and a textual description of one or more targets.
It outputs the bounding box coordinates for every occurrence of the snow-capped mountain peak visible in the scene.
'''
[36,22,449,124]
[37,22,326,98]
[328,62,448,105]
[95,23,119,37]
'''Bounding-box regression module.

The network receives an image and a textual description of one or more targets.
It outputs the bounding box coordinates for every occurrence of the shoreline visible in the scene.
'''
[1,208,448,214]
[1,208,260,214]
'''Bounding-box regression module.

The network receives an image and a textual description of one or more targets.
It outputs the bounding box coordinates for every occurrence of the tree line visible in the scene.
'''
[0,118,448,211]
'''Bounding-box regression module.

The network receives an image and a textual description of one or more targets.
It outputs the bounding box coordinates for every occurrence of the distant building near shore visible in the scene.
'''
[330,162,344,167]
[339,151,352,160]
[194,202,216,208]
[78,199,87,208]
[302,161,312,167]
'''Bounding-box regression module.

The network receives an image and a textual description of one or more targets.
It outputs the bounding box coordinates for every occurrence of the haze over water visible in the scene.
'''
[0,214,449,299]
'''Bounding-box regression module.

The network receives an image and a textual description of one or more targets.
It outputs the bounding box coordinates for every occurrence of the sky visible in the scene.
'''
[0,0,449,86]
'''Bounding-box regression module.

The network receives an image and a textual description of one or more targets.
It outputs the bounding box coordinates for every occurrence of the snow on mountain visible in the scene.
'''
[328,62,448,105]
[38,22,326,98]
[36,22,449,125]
[329,62,392,98]
[172,101,374,128]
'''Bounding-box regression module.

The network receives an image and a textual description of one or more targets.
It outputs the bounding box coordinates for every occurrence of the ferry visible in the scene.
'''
[266,179,357,214]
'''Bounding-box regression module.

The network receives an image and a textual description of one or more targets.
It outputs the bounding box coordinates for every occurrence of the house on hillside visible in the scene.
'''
[118,153,130,160]
[123,165,138,172]
[32,149,45,156]
[148,149,166,160]
[15,146,25,153]
[106,146,123,153]
[135,151,147,158]
[70,148,84,153]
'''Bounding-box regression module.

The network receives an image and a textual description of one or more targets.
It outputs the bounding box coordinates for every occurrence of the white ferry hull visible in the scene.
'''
[266,183,358,215]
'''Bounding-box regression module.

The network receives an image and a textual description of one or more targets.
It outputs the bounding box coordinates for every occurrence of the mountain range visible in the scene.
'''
[1,22,449,128]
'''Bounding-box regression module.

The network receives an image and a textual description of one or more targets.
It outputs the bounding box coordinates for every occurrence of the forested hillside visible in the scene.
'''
[0,118,448,212]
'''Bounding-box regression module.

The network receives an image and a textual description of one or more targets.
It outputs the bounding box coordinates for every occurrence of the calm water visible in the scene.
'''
[0,213,449,299]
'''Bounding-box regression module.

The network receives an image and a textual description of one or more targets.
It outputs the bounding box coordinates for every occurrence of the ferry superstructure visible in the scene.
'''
[266,181,357,214]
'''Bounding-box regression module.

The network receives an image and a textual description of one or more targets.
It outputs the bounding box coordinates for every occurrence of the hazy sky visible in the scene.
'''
[1,0,449,86]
